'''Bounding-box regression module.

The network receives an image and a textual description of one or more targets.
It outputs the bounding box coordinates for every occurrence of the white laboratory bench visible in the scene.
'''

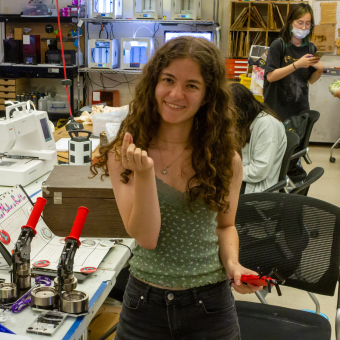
[0,237,135,340]
[0,172,135,340]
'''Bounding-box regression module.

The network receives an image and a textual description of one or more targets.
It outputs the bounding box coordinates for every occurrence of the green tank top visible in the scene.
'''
[129,176,227,289]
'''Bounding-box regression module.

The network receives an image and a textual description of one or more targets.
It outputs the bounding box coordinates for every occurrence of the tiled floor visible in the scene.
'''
[233,145,340,340]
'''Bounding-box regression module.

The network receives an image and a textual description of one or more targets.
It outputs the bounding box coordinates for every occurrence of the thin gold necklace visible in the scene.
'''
[157,142,188,175]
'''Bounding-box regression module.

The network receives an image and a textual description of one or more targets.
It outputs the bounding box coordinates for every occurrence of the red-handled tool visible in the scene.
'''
[56,206,90,307]
[12,197,48,290]
[21,197,47,235]
[65,207,89,246]
[231,268,285,296]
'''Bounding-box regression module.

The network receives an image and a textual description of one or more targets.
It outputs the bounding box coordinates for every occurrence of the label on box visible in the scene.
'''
[23,35,30,45]
[6,34,12,39]
[77,19,83,27]
[48,68,60,74]
[93,92,100,101]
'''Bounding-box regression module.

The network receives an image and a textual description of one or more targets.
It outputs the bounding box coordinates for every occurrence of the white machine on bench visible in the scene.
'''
[0,101,57,186]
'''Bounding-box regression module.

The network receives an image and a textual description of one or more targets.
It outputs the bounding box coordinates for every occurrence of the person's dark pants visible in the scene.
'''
[115,274,241,340]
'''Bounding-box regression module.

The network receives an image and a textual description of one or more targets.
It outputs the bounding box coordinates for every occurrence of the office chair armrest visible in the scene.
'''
[263,178,289,192]
[291,147,309,161]
[303,153,312,165]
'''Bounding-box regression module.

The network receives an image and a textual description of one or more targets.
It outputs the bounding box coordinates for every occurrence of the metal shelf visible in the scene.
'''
[0,14,77,23]
[79,67,142,74]
[83,18,216,25]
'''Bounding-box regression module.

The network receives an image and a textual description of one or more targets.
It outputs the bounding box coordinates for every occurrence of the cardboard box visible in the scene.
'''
[89,304,121,340]
[14,28,23,40]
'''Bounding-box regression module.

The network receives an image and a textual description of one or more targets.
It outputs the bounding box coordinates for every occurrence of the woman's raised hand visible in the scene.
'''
[295,54,319,69]
[121,132,154,172]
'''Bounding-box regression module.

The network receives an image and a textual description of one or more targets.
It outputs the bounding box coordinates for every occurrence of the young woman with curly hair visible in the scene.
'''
[90,36,261,340]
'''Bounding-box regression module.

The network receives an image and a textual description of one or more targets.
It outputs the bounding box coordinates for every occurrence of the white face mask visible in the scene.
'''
[292,26,310,39]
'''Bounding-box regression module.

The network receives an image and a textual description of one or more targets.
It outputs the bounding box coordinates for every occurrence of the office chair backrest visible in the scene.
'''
[290,167,324,196]
[235,193,340,296]
[298,110,320,152]
[278,130,299,181]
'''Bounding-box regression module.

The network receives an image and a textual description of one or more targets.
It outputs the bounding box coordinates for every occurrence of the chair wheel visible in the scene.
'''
[330,157,336,163]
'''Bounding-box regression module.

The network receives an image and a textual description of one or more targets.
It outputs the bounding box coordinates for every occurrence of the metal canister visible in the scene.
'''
[32,95,38,108]
[0,283,17,304]
[60,290,89,314]
[20,94,25,102]
[54,274,77,292]
[31,287,59,310]
[16,94,21,102]
[16,262,31,290]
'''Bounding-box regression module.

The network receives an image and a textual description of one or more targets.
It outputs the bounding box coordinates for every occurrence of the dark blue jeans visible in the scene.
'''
[115,274,240,340]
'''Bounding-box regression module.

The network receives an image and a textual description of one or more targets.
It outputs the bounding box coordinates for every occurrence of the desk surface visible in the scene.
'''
[0,238,135,340]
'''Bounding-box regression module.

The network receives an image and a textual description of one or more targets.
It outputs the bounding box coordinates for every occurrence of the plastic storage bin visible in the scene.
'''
[47,100,69,114]
[92,112,122,137]
[239,74,264,103]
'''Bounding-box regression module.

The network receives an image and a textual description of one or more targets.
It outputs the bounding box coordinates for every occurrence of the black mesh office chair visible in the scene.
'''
[286,110,320,184]
[235,193,340,340]
[289,167,324,196]
[263,130,299,193]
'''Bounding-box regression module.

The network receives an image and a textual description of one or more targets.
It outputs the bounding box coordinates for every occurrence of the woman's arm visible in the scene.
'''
[308,60,324,84]
[108,133,161,249]
[335,89,340,99]
[216,153,262,294]
[267,54,320,83]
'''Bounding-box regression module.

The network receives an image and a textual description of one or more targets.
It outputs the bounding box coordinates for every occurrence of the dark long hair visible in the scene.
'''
[280,3,315,46]
[230,83,280,148]
[90,36,239,213]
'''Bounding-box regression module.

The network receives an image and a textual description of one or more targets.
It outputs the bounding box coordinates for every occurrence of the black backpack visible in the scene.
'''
[283,113,309,141]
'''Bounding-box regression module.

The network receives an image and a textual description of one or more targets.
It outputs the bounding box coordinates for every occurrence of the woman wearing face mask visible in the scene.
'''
[264,3,324,121]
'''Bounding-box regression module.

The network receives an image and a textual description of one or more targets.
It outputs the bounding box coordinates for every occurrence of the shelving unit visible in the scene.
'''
[77,0,220,106]
[227,1,308,59]
[0,14,77,23]
[79,67,142,74]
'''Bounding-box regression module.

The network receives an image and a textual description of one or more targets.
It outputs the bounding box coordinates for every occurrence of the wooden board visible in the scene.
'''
[0,92,16,99]
[0,78,29,86]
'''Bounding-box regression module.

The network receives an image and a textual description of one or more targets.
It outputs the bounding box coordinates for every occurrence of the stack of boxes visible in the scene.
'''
[0,78,29,111]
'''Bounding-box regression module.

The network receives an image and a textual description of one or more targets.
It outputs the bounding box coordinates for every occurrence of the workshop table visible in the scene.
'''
[0,123,133,340]
[0,238,135,340]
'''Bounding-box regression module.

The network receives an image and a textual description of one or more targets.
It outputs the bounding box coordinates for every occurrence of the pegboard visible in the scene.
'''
[313,0,340,55]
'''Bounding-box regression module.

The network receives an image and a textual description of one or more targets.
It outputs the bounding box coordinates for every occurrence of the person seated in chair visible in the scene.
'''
[230,83,287,194]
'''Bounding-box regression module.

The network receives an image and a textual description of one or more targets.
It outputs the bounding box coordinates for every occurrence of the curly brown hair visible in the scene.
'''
[90,36,238,212]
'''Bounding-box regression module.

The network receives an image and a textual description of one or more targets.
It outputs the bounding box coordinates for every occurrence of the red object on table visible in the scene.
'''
[65,207,89,246]
[22,197,47,236]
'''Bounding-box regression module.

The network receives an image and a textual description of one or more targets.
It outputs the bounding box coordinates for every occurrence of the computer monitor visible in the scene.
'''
[164,31,213,43]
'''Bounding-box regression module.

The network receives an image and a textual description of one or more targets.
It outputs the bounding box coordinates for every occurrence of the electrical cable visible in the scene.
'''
[133,25,154,38]
[56,0,73,117]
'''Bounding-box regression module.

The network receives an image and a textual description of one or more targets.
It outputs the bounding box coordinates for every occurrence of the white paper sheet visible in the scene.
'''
[0,186,110,273]
[55,138,100,152]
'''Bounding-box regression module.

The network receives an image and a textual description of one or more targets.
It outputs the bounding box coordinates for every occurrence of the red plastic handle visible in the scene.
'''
[240,274,275,287]
[65,207,89,246]
[21,197,47,235]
